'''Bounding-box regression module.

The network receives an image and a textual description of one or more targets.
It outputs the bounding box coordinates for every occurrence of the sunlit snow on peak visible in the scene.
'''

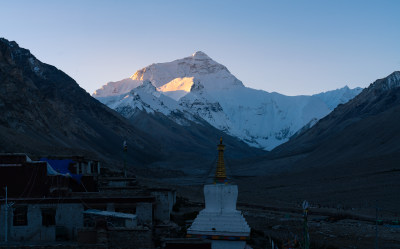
[158,77,194,92]
[92,51,362,150]
[191,51,210,59]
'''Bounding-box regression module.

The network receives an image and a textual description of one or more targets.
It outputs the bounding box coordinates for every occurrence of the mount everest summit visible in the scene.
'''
[94,51,362,150]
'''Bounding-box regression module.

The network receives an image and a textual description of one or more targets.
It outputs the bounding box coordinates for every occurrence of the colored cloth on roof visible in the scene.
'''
[40,158,82,183]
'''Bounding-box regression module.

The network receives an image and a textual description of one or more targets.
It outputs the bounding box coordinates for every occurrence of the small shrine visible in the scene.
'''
[187,138,251,249]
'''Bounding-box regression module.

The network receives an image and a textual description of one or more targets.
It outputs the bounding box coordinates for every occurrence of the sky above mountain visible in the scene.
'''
[1,0,399,96]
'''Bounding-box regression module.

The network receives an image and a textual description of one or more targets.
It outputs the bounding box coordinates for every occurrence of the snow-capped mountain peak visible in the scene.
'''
[99,80,181,118]
[191,51,211,59]
[157,77,194,93]
[190,80,205,93]
[313,85,363,110]
[136,80,158,96]
[93,78,142,97]
[94,52,363,150]
[376,71,400,90]
[93,51,244,99]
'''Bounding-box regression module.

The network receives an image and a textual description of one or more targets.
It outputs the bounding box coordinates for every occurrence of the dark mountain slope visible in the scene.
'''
[127,110,264,177]
[234,72,400,211]
[272,71,400,166]
[0,38,162,166]
[0,38,263,177]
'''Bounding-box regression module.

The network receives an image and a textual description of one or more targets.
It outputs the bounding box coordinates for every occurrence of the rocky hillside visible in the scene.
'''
[0,38,263,177]
[234,71,400,211]
[0,38,162,167]
[273,71,400,162]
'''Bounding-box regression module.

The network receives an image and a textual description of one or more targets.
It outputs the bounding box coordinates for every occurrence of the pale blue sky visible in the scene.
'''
[1,0,399,95]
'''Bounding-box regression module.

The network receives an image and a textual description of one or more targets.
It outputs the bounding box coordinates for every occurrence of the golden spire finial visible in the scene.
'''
[215,137,227,183]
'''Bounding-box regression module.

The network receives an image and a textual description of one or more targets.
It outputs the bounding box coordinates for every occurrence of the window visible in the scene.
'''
[42,208,56,226]
[13,207,28,226]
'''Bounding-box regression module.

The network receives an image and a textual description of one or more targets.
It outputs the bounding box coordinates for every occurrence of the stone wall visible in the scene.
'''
[151,190,176,223]
[136,203,152,225]
[77,227,153,249]
[55,203,84,240]
[151,192,170,222]
[0,205,10,241]
[0,203,83,242]
[107,228,153,249]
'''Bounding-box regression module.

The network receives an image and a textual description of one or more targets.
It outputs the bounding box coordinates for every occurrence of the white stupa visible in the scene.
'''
[187,138,251,249]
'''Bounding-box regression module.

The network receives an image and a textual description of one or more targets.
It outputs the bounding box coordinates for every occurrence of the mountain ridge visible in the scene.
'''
[93,51,362,150]
[0,38,263,178]
[233,70,400,212]
[0,38,162,167]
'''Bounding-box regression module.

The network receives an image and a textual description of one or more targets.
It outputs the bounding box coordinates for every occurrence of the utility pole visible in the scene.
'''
[302,200,310,249]
[375,204,379,249]
[4,186,7,243]
[123,140,127,178]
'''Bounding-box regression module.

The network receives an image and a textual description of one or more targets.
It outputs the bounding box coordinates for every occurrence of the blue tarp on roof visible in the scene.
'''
[40,158,82,183]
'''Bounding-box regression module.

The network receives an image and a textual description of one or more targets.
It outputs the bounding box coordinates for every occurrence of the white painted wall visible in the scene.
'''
[204,184,238,213]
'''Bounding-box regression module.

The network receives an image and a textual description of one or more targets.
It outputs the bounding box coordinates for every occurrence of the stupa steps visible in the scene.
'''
[193,216,249,222]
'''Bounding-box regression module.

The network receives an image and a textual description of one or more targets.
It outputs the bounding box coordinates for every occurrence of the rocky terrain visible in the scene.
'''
[2,37,399,248]
[228,71,400,215]
[0,38,162,167]
[0,38,263,175]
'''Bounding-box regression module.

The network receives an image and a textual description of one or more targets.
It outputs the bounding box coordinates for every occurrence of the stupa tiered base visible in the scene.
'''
[187,184,250,249]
